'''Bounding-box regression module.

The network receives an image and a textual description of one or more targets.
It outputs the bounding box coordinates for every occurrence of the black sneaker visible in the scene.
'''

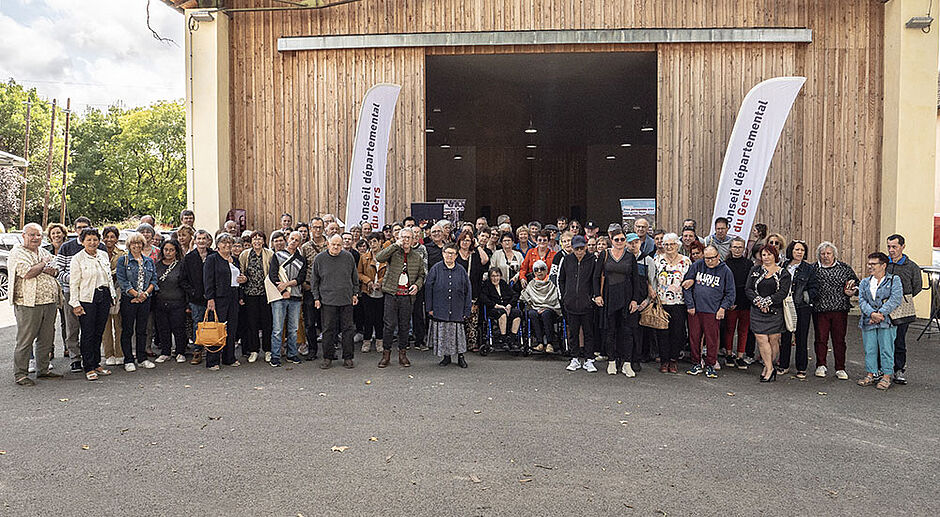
[893,369,907,385]
[726,356,738,369]
[270,360,282,367]
[70,361,83,373]
[285,356,302,364]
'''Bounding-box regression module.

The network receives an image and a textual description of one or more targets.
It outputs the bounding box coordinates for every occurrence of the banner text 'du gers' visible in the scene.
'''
[710,77,806,240]
[345,83,402,230]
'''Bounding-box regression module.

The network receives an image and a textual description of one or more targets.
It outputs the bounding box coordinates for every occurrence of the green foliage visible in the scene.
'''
[0,79,186,228]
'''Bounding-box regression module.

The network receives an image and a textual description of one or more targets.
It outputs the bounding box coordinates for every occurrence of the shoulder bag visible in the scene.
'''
[777,269,798,333]
[886,276,916,325]
[639,298,670,329]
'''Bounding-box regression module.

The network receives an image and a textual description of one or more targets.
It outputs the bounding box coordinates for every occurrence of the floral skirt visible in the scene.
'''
[429,320,467,357]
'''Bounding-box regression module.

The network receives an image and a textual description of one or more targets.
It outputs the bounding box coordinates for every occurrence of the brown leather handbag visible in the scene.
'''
[195,309,227,353]
[639,299,670,330]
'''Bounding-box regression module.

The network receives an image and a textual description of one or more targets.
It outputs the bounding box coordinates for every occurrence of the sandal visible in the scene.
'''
[857,374,876,387]
[876,377,891,390]
[85,371,99,381]
[95,367,112,376]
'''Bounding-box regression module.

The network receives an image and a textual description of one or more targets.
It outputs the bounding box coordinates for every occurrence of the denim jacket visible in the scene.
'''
[858,274,902,330]
[116,254,159,297]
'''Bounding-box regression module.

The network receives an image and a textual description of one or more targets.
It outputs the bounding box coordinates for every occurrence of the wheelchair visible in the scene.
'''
[521,301,569,356]
[481,303,529,356]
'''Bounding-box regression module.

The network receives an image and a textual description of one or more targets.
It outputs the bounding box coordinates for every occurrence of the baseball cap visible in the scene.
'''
[544,224,559,232]
[584,220,598,230]
[572,235,587,248]
[625,233,640,243]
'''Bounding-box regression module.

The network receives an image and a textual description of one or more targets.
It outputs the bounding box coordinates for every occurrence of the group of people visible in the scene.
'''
[9,209,922,392]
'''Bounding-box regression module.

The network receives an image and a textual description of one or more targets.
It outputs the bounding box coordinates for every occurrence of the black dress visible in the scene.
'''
[745,266,791,335]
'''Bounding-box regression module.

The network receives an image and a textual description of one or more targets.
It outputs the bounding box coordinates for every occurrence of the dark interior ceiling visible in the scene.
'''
[425,52,658,149]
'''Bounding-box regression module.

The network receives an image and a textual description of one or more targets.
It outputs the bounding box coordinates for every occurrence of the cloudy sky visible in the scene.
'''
[0,0,184,112]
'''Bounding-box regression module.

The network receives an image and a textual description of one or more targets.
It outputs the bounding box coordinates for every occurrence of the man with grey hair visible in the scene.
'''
[810,241,859,380]
[311,234,359,369]
[10,223,63,385]
[269,230,308,367]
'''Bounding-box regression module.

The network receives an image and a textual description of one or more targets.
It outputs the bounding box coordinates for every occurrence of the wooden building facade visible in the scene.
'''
[168,0,938,272]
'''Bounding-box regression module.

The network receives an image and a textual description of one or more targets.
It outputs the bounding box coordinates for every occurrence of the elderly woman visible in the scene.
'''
[515,225,533,257]
[358,232,387,353]
[69,228,117,381]
[779,240,817,378]
[593,228,645,376]
[426,244,473,368]
[654,232,692,374]
[857,252,904,390]
[136,223,161,261]
[101,226,126,366]
[490,232,523,283]
[116,232,158,372]
[152,240,189,363]
[481,266,522,350]
[746,244,791,382]
[181,229,214,365]
[238,230,273,363]
[521,260,562,353]
[203,233,246,370]
[454,228,488,352]
[810,241,859,380]
[176,224,195,255]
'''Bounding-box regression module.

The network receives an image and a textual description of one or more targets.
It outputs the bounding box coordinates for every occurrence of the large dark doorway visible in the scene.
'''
[426,51,657,226]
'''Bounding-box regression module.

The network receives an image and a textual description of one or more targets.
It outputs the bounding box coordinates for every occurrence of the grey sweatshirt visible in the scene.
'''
[310,249,359,306]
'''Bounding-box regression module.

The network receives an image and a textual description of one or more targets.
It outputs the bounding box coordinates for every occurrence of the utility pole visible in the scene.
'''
[19,100,31,229]
[59,98,71,225]
[42,99,57,229]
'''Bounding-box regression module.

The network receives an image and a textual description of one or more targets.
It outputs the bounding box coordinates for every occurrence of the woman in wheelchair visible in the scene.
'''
[520,260,562,353]
[481,267,522,349]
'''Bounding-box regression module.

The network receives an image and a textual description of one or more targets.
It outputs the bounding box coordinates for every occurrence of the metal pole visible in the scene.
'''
[59,98,71,225]
[19,100,31,229]
[42,99,57,229]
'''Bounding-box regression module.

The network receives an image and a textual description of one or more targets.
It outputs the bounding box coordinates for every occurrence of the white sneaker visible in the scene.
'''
[124,363,137,372]
[622,363,636,378]
[583,359,597,373]
[835,369,849,380]
[361,341,371,353]
[566,358,581,371]
[247,352,258,363]
[155,355,170,363]
[140,360,156,369]
[264,352,272,363]
[376,340,384,353]
[815,365,828,378]
[105,356,117,366]
[176,354,186,363]
[607,361,617,375]
[114,357,124,364]
[28,359,37,373]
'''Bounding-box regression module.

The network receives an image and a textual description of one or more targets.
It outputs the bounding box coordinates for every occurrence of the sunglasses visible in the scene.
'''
[534,267,547,272]
[612,237,626,242]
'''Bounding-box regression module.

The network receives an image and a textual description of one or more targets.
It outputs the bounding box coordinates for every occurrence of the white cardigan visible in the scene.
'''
[69,249,116,307]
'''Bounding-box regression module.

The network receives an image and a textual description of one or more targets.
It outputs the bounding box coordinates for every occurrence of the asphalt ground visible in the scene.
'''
[0,315,938,516]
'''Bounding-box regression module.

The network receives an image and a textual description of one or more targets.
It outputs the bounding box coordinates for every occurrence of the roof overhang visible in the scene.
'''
[0,151,28,167]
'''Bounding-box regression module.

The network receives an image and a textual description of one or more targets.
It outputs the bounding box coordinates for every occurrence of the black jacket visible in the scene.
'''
[480,279,518,314]
[725,256,753,309]
[181,248,215,306]
[782,259,817,308]
[559,252,596,315]
[204,253,241,302]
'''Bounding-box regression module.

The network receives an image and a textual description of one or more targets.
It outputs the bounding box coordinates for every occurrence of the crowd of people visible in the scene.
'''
[9,209,922,391]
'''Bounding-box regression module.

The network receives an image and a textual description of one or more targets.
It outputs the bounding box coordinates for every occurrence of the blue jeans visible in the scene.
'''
[189,303,207,348]
[862,326,896,376]
[271,298,301,361]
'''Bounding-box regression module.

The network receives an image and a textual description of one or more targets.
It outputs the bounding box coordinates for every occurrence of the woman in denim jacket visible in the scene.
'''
[857,252,903,390]
[116,232,159,371]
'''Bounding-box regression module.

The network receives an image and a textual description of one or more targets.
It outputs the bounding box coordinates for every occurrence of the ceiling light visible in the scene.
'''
[525,126,537,134]
[440,144,451,149]
[606,155,616,160]
[640,125,654,132]
[526,144,537,149]
[432,107,442,113]
[620,143,632,147]
[632,105,641,110]
[614,124,623,130]
[425,127,434,133]
[448,126,456,131]
[453,154,463,160]
[526,155,536,160]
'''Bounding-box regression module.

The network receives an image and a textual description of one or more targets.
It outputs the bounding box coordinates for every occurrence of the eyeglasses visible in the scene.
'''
[866,262,881,267]
[704,255,719,260]
[664,242,678,247]
[612,237,626,242]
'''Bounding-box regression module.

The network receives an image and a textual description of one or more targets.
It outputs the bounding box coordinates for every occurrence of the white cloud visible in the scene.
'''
[0,0,185,111]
